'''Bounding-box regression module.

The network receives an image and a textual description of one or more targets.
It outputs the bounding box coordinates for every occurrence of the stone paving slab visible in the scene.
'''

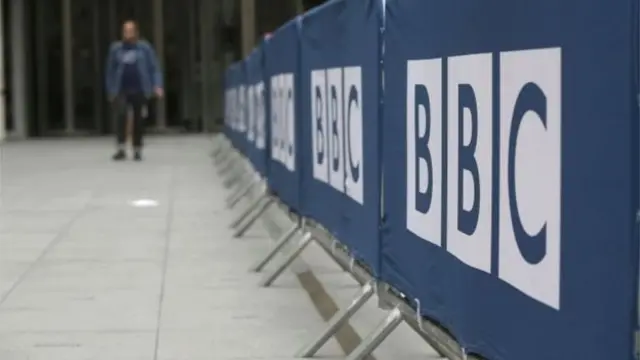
[0,136,340,360]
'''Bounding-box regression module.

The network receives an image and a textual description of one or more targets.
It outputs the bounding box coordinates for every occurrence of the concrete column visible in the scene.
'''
[92,0,103,133]
[35,0,49,135]
[240,0,256,57]
[0,0,5,141]
[199,0,214,132]
[211,2,222,129]
[62,0,75,133]
[187,0,198,123]
[10,0,28,138]
[152,0,166,129]
[107,0,117,134]
[179,0,191,123]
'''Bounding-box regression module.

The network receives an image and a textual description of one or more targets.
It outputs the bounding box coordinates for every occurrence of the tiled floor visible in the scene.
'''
[0,136,335,360]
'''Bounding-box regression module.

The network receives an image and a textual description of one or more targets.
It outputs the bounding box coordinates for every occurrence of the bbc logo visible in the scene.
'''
[310,66,364,205]
[406,48,562,309]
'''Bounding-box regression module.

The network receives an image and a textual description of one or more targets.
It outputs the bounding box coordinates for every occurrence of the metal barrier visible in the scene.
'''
[212,134,481,360]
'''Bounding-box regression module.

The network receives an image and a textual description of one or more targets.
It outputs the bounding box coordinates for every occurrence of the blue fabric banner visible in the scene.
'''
[224,61,247,155]
[381,0,639,359]
[299,0,383,273]
[245,46,270,176]
[263,18,303,211]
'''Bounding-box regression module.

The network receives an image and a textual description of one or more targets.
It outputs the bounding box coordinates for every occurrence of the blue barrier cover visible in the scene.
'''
[299,0,383,273]
[245,45,270,176]
[224,61,248,155]
[223,66,234,146]
[381,0,639,359]
[263,18,303,211]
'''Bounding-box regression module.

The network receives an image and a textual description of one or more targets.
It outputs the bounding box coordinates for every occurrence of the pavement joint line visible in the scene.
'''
[0,205,95,307]
[152,167,177,360]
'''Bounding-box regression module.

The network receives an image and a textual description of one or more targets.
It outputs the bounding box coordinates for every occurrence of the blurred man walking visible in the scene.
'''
[105,20,163,161]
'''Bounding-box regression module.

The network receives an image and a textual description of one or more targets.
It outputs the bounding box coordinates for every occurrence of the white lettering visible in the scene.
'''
[310,66,365,205]
[446,53,493,274]
[406,59,443,247]
[404,47,562,309]
[344,66,364,204]
[270,73,296,171]
[498,48,562,310]
[327,68,345,192]
[311,69,329,183]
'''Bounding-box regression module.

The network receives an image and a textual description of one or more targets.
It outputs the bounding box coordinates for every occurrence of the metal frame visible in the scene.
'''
[232,195,275,238]
[345,306,404,360]
[214,143,234,167]
[214,135,481,360]
[217,152,241,179]
[222,158,249,189]
[226,174,259,209]
[225,163,253,192]
[297,280,376,357]
[259,231,313,287]
[302,224,457,360]
[250,221,300,272]
[212,136,230,160]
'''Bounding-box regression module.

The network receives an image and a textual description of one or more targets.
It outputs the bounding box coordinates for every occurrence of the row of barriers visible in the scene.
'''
[214,0,640,359]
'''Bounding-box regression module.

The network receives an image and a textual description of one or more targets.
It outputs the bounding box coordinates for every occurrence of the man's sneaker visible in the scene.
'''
[112,150,126,161]
[133,151,142,161]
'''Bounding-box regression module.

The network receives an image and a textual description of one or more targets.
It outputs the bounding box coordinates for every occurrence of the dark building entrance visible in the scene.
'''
[1,0,319,139]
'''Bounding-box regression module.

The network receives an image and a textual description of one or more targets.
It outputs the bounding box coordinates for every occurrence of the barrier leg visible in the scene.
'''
[226,176,258,209]
[250,223,300,272]
[297,281,376,358]
[344,306,403,360]
[233,197,275,238]
[214,147,232,166]
[211,139,228,159]
[229,192,267,229]
[214,143,234,166]
[223,164,246,189]
[260,232,313,287]
[404,318,449,359]
[217,154,238,176]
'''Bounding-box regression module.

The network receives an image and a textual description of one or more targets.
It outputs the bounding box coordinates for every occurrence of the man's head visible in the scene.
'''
[122,20,138,43]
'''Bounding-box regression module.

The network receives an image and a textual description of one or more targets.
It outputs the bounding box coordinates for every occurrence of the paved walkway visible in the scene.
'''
[0,136,337,360]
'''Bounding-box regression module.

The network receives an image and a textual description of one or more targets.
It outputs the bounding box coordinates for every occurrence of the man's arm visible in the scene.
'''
[143,41,163,91]
[104,42,119,99]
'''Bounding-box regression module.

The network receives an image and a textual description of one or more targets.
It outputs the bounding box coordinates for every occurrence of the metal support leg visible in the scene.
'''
[225,173,252,203]
[260,232,313,287]
[217,151,236,171]
[218,154,240,177]
[229,192,268,229]
[250,223,300,272]
[298,281,376,358]
[223,169,246,190]
[213,140,229,159]
[344,306,403,360]
[215,150,234,168]
[215,152,233,169]
[223,165,246,189]
[223,160,251,189]
[233,197,275,238]
[404,317,449,359]
[226,176,258,209]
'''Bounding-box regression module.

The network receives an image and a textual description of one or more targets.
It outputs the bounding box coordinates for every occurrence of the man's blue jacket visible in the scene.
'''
[105,39,163,98]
